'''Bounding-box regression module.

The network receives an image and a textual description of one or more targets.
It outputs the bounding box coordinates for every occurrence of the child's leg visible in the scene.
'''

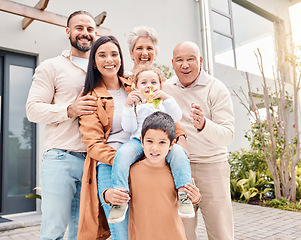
[97,163,129,240]
[111,138,144,193]
[165,143,192,189]
[166,144,195,218]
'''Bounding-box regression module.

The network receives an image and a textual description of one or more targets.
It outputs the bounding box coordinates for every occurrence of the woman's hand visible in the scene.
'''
[124,90,141,108]
[185,178,201,204]
[103,188,130,205]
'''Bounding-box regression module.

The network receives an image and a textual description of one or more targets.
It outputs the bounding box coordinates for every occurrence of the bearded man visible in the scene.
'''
[26,10,98,240]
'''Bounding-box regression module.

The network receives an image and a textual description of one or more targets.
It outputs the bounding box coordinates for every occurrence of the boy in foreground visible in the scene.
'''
[128,111,201,240]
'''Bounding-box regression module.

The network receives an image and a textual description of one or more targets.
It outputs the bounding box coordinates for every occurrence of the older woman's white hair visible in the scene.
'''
[127,26,159,53]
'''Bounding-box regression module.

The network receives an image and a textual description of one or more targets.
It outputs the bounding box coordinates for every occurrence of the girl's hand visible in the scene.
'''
[151,89,170,101]
[124,90,141,108]
[103,188,130,205]
[185,178,201,204]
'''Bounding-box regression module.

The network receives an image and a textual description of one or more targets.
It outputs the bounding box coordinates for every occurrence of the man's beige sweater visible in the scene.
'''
[26,50,86,153]
[163,69,234,163]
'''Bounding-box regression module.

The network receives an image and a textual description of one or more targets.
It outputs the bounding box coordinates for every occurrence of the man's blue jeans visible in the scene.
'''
[112,137,192,193]
[97,163,129,240]
[40,149,85,240]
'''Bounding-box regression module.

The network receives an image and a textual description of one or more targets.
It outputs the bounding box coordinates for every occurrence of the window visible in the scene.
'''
[211,0,236,68]
[212,1,277,79]
[211,0,230,15]
[232,3,276,78]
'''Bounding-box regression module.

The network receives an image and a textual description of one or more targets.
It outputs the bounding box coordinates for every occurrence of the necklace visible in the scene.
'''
[117,87,121,96]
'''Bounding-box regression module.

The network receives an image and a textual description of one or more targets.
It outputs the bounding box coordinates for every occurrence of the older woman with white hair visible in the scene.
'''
[126,26,159,74]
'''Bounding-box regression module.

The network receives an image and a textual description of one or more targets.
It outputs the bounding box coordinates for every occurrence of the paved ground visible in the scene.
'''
[0,202,301,239]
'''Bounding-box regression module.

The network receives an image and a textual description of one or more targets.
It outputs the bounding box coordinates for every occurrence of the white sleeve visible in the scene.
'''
[121,105,138,133]
[162,97,182,122]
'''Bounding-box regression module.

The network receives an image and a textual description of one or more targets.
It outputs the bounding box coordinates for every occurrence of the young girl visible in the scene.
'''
[108,66,194,223]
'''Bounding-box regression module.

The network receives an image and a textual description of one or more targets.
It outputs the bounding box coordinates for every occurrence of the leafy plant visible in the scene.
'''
[236,170,272,203]
[296,164,301,200]
[153,63,174,79]
[268,198,289,208]
[230,179,240,199]
[25,186,41,199]
[262,198,301,212]
[228,149,268,179]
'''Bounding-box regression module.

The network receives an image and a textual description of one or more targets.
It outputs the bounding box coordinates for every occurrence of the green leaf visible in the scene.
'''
[25,194,41,199]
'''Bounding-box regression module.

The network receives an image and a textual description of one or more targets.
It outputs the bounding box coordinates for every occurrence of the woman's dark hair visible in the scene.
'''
[83,35,124,95]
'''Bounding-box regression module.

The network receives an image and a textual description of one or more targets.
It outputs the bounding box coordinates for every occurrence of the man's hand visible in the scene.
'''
[190,103,206,131]
[185,178,201,204]
[104,188,130,205]
[67,88,98,118]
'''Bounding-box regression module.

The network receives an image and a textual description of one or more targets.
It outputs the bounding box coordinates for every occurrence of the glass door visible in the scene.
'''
[0,50,36,214]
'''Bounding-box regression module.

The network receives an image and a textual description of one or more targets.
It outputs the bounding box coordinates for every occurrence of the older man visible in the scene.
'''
[163,41,235,240]
[26,11,98,240]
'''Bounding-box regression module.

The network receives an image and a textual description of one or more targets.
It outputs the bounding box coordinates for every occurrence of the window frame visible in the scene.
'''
[211,0,284,72]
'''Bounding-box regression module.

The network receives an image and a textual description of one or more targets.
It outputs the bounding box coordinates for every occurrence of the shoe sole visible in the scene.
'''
[178,210,195,218]
[108,204,129,224]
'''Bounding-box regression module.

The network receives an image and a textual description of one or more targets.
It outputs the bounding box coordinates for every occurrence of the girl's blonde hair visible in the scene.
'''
[132,65,166,86]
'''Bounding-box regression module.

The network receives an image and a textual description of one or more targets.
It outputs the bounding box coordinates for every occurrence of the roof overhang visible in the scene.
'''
[0,0,111,36]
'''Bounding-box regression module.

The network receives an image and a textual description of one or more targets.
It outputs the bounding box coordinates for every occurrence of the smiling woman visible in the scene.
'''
[78,35,132,240]
[127,26,159,73]
[94,42,121,85]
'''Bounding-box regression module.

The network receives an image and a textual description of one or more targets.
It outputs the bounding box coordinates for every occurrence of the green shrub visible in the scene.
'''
[296,164,301,200]
[153,63,174,79]
[228,149,273,202]
[228,149,269,179]
[269,198,289,208]
[263,198,301,212]
[235,170,272,202]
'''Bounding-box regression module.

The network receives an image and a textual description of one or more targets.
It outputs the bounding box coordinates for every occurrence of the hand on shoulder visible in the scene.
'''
[67,88,98,118]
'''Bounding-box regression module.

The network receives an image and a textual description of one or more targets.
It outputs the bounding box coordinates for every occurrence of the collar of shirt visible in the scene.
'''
[171,69,207,88]
[62,50,72,59]
[61,50,87,73]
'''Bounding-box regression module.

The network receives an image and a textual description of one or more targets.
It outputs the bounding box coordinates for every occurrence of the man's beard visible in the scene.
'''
[70,36,92,53]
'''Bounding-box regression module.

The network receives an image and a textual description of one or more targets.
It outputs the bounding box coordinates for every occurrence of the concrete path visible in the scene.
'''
[0,202,301,239]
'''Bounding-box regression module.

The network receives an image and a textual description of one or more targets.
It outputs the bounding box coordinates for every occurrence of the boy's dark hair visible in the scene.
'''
[141,112,176,145]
